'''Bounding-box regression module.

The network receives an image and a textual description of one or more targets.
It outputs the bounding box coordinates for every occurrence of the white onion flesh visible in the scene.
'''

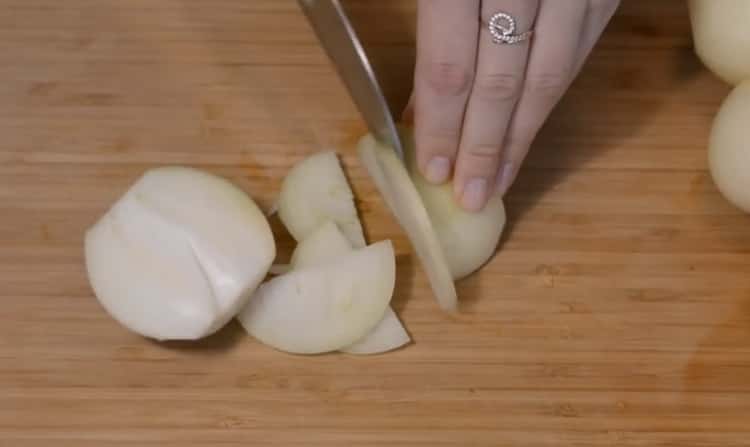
[277,151,366,248]
[358,134,458,311]
[290,221,354,268]
[341,306,410,355]
[401,131,506,280]
[288,221,410,355]
[688,0,750,85]
[85,167,275,341]
[708,80,750,213]
[237,241,396,354]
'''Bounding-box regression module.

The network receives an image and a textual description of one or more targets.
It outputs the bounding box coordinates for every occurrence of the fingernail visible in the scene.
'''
[424,156,451,184]
[496,162,514,196]
[460,178,488,212]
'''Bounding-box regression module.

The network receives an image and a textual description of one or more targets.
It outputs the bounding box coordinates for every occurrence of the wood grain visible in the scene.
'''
[2,1,749,446]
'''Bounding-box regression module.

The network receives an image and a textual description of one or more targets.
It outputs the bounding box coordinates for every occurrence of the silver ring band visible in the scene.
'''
[488,12,532,45]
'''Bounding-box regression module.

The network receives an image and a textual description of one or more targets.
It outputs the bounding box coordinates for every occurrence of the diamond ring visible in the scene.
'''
[487,12,532,45]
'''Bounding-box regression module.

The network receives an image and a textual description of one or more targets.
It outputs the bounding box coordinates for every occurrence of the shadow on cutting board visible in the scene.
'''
[345,0,417,118]
[155,319,247,352]
[457,7,706,310]
[497,4,704,247]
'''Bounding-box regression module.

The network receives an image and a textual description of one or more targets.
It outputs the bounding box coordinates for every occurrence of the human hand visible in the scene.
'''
[404,0,620,212]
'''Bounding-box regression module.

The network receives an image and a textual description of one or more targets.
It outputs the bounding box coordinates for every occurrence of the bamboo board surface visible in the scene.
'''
[2,1,749,446]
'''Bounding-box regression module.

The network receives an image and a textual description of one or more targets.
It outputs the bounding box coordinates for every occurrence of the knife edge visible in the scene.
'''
[297,0,405,160]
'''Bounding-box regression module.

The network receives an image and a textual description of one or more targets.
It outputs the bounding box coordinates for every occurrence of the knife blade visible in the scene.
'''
[297,0,404,160]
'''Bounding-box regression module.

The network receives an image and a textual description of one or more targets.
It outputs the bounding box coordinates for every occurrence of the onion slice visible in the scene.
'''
[277,151,366,248]
[289,221,410,355]
[358,135,458,311]
[237,241,396,354]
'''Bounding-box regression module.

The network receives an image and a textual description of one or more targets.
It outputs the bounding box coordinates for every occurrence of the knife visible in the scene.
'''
[297,0,405,160]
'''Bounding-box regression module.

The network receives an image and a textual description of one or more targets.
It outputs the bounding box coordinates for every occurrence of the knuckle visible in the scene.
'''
[474,72,523,101]
[467,145,501,161]
[418,129,461,157]
[424,138,458,158]
[423,122,461,141]
[421,124,461,147]
[524,73,568,99]
[424,61,473,96]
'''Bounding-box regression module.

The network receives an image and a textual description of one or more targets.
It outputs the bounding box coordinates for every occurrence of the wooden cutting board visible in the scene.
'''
[2,1,749,445]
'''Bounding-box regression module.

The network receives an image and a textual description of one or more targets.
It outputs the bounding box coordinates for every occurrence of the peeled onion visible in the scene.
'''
[689,0,750,85]
[84,167,275,340]
[708,80,750,212]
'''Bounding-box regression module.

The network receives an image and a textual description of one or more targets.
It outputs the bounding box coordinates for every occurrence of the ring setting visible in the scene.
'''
[488,12,532,45]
